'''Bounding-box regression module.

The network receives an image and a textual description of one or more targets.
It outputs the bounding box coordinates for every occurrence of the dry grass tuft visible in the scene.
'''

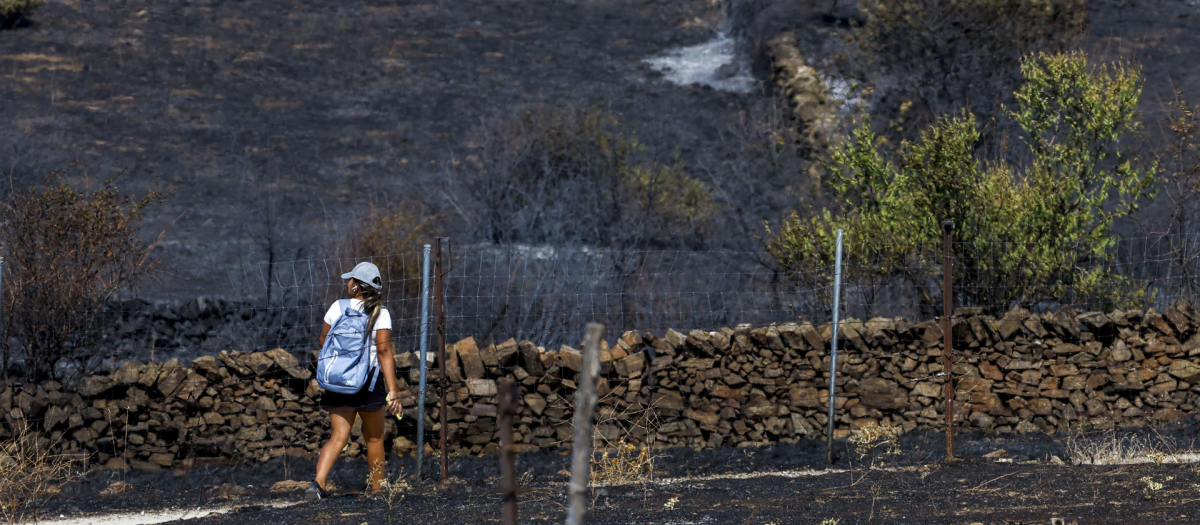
[546,384,661,487]
[1063,426,1194,466]
[587,390,662,487]
[849,422,903,461]
[366,460,411,525]
[590,439,654,486]
[0,423,79,524]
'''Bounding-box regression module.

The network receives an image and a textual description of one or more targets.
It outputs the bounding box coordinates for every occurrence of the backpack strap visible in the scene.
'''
[369,365,380,391]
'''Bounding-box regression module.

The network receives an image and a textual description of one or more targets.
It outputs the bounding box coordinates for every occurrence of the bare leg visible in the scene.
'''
[360,408,387,492]
[315,407,356,490]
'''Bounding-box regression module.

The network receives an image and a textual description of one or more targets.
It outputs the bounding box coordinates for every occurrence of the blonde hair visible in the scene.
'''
[353,278,384,333]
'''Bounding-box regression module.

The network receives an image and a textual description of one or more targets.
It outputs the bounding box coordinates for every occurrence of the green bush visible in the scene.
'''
[766,51,1155,314]
[0,0,45,28]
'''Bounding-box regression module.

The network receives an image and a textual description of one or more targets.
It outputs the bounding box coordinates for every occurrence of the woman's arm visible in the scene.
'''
[376,329,403,414]
[319,322,332,347]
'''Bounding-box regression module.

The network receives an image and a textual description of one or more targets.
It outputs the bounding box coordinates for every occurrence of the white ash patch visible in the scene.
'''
[644,34,755,94]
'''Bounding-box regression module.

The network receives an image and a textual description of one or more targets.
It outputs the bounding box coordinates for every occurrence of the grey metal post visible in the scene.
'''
[825,229,844,465]
[415,245,432,478]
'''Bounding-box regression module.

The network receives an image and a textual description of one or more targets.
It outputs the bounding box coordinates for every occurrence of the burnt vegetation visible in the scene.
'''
[1,0,1199,374]
[3,1,1200,523]
[0,166,164,381]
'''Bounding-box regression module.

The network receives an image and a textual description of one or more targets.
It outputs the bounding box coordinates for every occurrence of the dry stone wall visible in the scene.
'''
[3,306,1200,469]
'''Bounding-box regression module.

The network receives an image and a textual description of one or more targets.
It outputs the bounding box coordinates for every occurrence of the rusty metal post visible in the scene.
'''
[498,381,520,525]
[942,220,955,461]
[567,323,604,525]
[435,237,449,480]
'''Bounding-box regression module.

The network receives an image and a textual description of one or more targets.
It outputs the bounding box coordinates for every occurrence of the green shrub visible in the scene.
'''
[0,0,45,28]
[767,51,1155,314]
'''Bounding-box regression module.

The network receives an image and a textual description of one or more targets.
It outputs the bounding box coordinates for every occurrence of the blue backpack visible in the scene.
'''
[317,299,380,394]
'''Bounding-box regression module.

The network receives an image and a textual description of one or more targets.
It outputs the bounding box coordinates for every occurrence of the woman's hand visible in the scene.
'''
[387,391,403,416]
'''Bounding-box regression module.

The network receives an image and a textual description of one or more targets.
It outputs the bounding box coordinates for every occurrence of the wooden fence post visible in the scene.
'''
[566,323,603,525]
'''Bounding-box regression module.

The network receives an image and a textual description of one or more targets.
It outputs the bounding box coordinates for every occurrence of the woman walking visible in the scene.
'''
[307,261,403,500]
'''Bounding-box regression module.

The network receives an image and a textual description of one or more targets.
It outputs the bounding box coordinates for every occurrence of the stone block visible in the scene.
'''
[266,348,310,379]
[466,379,497,397]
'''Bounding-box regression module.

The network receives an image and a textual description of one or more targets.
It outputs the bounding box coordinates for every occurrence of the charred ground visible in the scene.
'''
[32,426,1200,524]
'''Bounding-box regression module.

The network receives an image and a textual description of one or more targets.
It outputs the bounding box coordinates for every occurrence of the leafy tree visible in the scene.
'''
[766,52,1155,315]
[848,0,1087,141]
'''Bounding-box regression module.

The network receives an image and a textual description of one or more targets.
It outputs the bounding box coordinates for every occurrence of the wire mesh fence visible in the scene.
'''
[2,232,1200,518]
[440,245,832,348]
[4,233,1199,380]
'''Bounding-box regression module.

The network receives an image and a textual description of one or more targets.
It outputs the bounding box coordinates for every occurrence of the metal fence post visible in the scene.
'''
[1,256,4,374]
[434,237,449,481]
[825,229,844,465]
[415,245,432,479]
[566,322,603,525]
[942,220,955,461]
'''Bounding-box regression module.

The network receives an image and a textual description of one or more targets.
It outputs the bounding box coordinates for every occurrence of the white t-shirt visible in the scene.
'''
[324,299,393,370]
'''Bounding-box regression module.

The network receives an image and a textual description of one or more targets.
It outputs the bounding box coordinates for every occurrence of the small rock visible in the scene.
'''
[239,352,275,376]
[266,348,310,379]
[465,378,497,397]
[77,376,113,397]
[149,453,175,467]
[100,481,132,495]
[269,480,309,493]
[191,355,222,379]
[714,61,739,80]
[391,436,414,456]
[219,483,248,496]
[113,361,143,385]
